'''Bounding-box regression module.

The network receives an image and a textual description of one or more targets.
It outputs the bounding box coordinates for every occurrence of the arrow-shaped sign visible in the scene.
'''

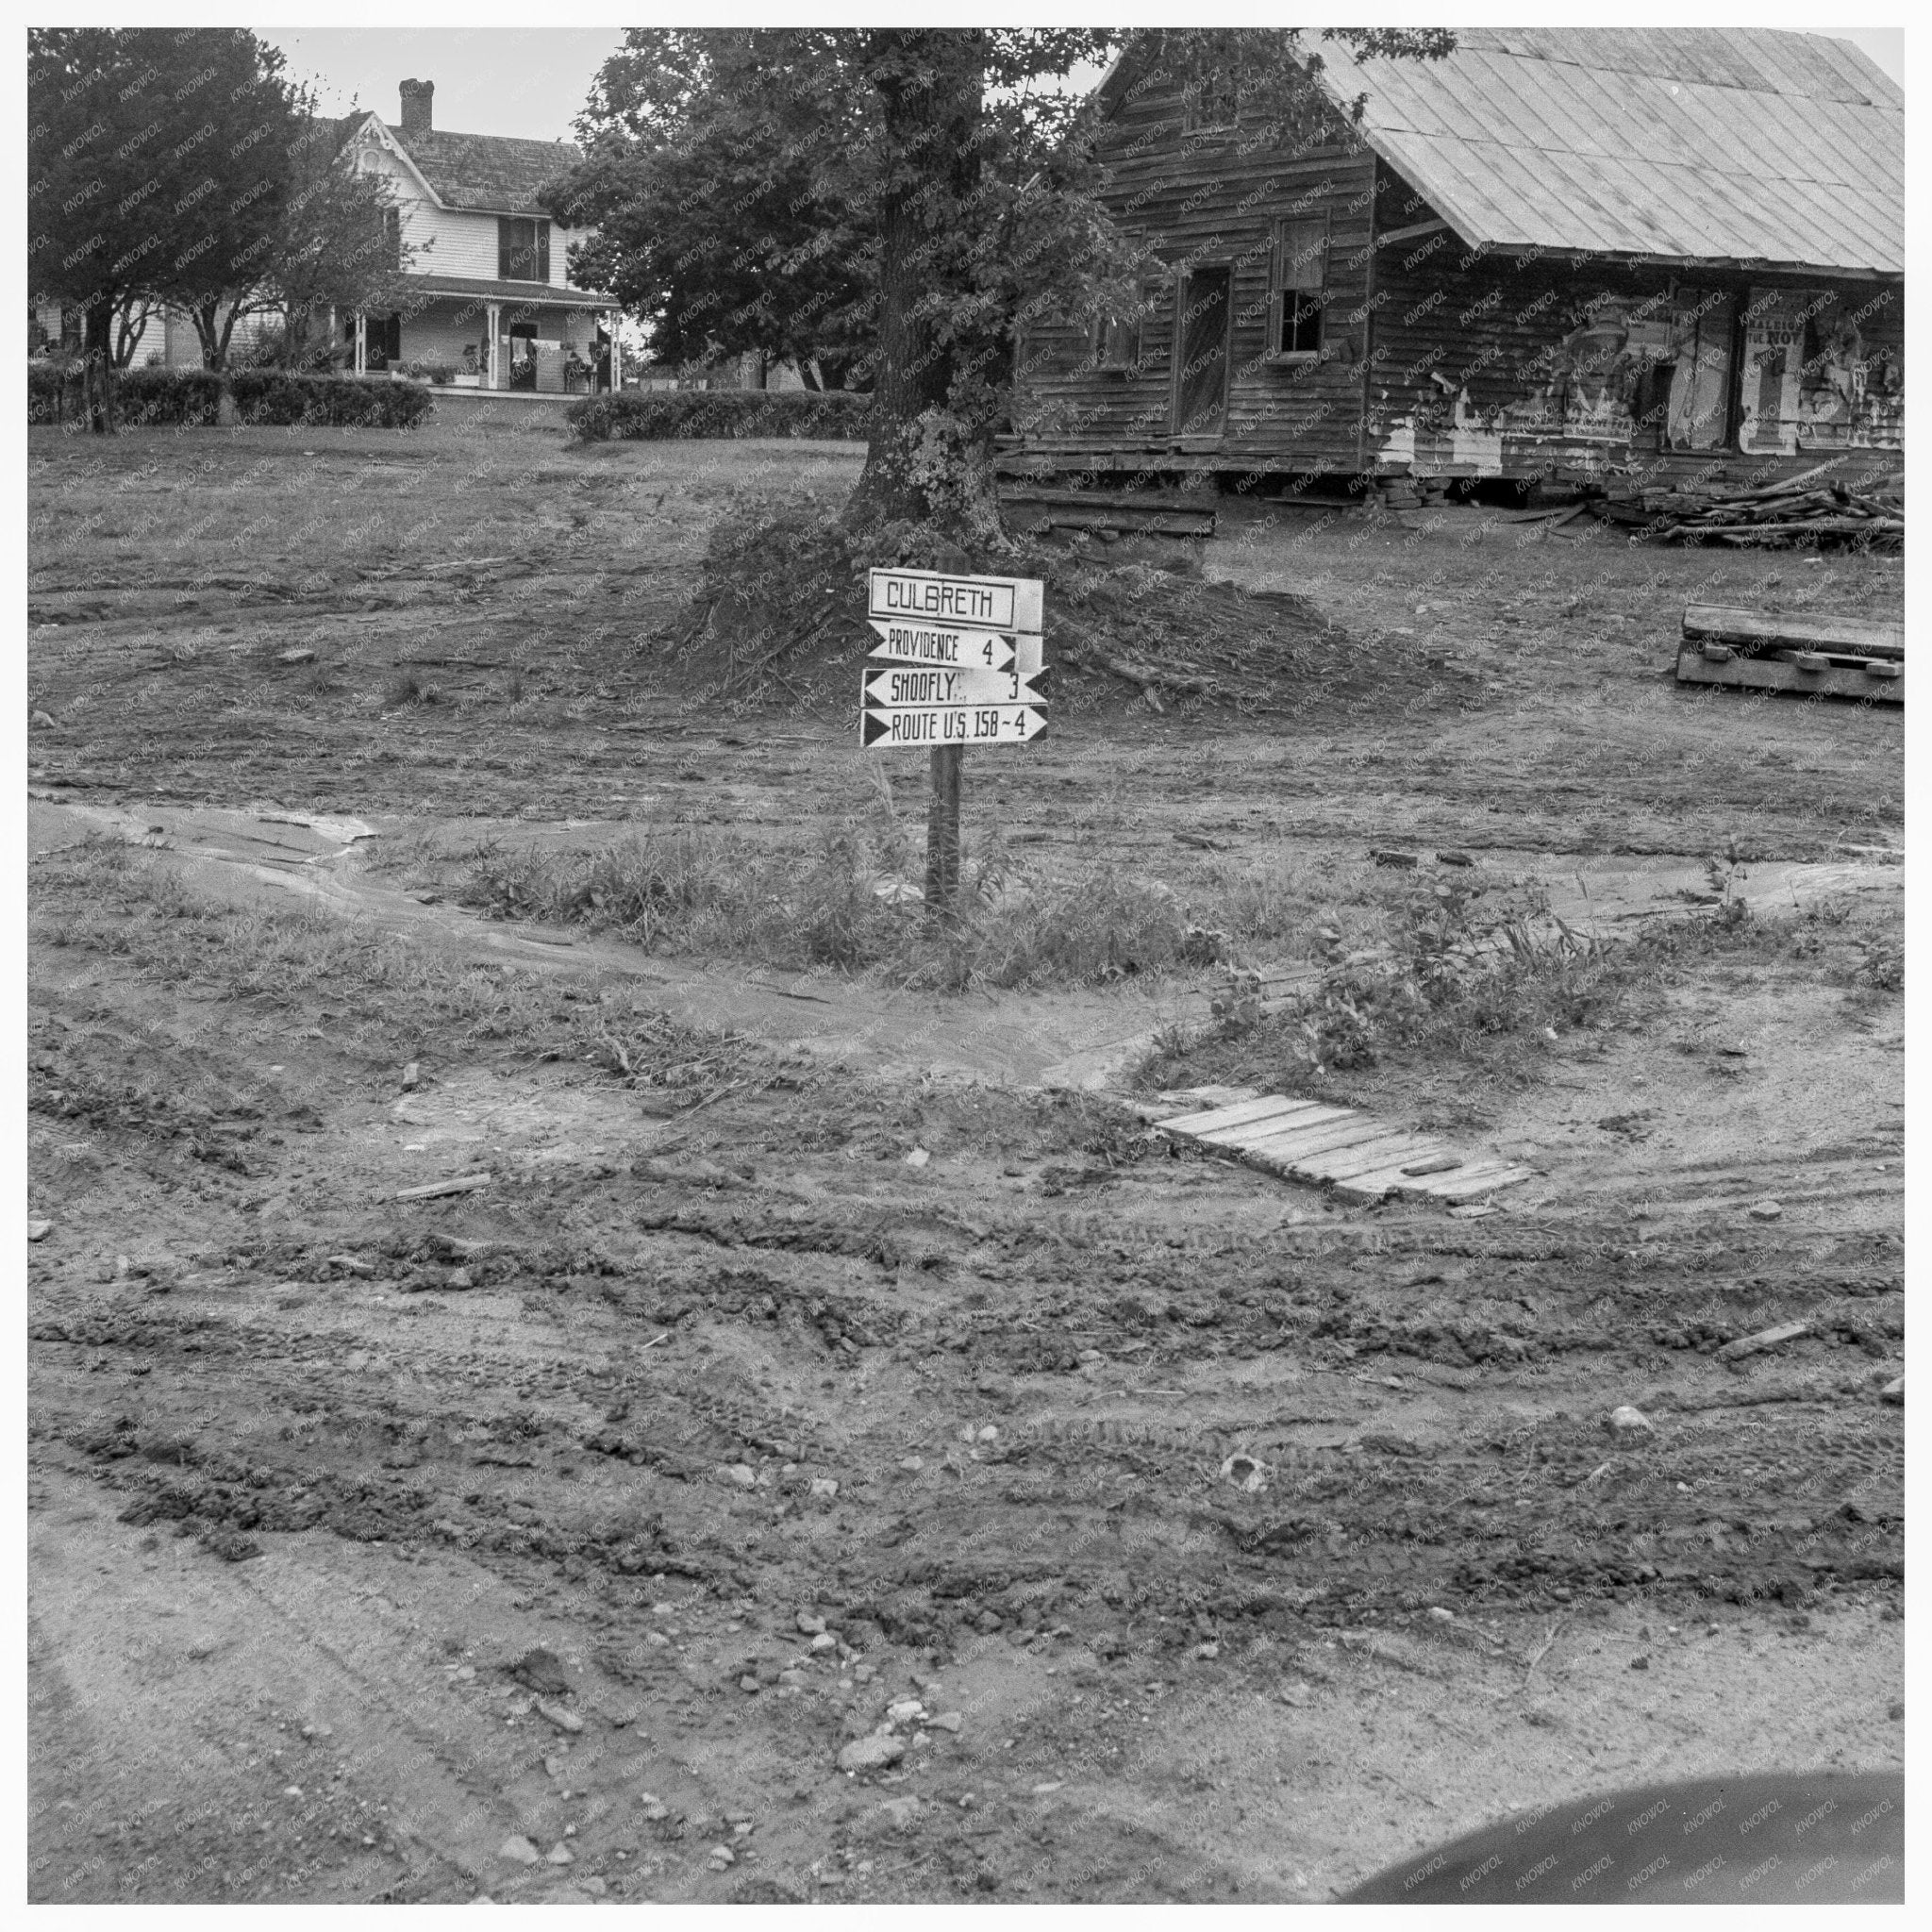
[864,665,1043,708]
[867,618,1040,672]
[861,704,1047,749]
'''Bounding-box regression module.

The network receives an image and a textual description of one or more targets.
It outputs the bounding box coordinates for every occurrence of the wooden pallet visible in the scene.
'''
[1675,602,1904,704]
[1143,1092,1536,1206]
[1675,642,1903,703]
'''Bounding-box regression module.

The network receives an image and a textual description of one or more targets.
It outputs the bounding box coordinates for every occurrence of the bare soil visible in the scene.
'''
[28,416,1903,1904]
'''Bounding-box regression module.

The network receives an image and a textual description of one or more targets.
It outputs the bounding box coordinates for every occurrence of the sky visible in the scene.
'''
[260,25,1904,145]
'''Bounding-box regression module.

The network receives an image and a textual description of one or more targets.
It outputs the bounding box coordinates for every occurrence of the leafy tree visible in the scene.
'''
[27,27,299,424]
[252,100,419,373]
[553,27,1453,543]
[555,35,875,391]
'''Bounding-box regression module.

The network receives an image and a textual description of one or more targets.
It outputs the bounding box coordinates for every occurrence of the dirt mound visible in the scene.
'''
[658,499,1437,723]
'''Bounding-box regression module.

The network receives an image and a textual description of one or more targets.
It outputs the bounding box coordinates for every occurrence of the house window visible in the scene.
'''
[1183,49,1241,132]
[1094,304,1144,374]
[1270,216,1327,358]
[381,208,402,272]
[498,216,550,284]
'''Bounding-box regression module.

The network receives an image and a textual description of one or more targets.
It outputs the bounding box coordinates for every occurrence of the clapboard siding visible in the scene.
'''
[1009,56,1905,484]
[1012,60,1377,472]
[1367,160,1906,483]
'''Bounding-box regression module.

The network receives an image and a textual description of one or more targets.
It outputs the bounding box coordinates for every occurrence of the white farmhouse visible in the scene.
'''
[339,78,620,394]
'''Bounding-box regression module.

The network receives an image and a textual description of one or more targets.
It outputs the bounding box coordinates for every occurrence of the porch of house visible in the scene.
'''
[345,287,624,395]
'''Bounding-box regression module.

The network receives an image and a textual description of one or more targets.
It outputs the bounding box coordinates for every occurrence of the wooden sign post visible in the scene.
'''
[925,742,964,926]
[862,568,1046,929]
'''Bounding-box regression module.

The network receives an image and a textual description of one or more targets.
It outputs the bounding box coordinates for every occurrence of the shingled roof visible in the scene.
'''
[1322,28,1902,277]
[386,124,581,216]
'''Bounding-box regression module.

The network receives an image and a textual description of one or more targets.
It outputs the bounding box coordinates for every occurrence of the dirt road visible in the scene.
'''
[28,420,1904,1902]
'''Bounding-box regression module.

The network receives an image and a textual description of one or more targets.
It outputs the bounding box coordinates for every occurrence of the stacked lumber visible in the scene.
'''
[1675,601,1904,704]
[1600,462,1902,549]
[997,485,1214,540]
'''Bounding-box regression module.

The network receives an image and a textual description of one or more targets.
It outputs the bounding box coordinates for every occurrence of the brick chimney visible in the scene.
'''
[398,78,433,136]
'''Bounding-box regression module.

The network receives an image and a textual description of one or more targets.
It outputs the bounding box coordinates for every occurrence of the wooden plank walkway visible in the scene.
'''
[1138,1090,1536,1206]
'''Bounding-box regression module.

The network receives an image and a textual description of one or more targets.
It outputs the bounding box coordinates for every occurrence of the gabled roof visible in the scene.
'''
[1320,28,1902,276]
[375,120,581,217]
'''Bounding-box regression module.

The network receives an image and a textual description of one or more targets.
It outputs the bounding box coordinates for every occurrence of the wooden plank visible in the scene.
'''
[1407,1157,1520,1189]
[1296,1135,1440,1183]
[1714,1320,1810,1362]
[1426,1166,1536,1203]
[1157,1094,1332,1137]
[1197,1106,1355,1149]
[1238,1118,1407,1164]
[1345,1154,1463,1196]
[395,1173,491,1201]
[1675,650,1904,704]
[1683,604,1903,659]
[1299,1136,1443,1183]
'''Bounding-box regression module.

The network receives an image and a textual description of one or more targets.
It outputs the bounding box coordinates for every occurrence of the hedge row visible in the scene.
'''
[27,363,434,429]
[565,387,872,442]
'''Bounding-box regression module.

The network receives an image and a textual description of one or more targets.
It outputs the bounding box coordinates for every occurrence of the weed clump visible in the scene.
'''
[457,824,1225,991]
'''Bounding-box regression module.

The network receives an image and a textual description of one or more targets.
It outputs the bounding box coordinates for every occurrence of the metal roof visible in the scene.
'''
[1324,28,1902,275]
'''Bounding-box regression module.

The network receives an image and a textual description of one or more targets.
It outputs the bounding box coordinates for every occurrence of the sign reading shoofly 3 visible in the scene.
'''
[862,566,1047,924]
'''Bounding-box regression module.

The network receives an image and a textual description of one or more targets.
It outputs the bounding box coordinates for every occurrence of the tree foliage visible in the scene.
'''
[256,101,418,373]
[29,28,297,410]
[27,25,416,418]
[551,27,1453,540]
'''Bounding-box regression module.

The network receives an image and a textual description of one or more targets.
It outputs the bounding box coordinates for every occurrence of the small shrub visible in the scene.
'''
[566,388,872,443]
[28,364,431,428]
[228,370,432,428]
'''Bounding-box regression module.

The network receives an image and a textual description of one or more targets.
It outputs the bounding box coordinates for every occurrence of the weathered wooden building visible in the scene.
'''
[1006,29,1904,492]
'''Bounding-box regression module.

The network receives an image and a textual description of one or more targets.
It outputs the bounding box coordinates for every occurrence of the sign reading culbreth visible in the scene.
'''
[862,565,1047,925]
[865,568,1044,636]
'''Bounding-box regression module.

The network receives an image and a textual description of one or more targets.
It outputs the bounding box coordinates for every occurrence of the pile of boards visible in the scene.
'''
[996,484,1214,541]
[1675,602,1903,704]
[1599,463,1902,549]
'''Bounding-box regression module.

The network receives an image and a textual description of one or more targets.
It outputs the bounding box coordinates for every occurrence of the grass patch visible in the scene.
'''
[448,822,1246,991]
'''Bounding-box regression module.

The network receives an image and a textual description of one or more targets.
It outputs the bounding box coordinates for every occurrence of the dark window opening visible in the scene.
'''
[498,216,550,284]
[1183,51,1241,132]
[1280,291,1323,356]
[1271,216,1328,358]
[381,208,402,272]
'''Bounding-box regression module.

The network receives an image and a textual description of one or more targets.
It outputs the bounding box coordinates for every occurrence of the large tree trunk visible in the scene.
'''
[841,30,1004,549]
[83,296,117,435]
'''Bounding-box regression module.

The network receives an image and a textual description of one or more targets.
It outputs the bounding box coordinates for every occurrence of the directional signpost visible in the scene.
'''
[863,567,1047,926]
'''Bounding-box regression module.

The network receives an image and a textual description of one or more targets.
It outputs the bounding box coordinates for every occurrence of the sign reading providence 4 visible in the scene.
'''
[863,566,1047,924]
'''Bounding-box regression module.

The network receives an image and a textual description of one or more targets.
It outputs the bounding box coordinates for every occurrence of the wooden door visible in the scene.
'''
[1172,266,1232,441]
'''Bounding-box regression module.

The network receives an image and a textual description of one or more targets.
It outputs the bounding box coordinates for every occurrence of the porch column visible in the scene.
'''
[354,310,367,375]
[608,311,622,391]
[325,305,337,370]
[486,302,501,390]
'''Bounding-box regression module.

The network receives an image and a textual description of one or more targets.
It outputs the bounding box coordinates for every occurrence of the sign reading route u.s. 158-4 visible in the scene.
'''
[863,567,1046,754]
[860,704,1048,748]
